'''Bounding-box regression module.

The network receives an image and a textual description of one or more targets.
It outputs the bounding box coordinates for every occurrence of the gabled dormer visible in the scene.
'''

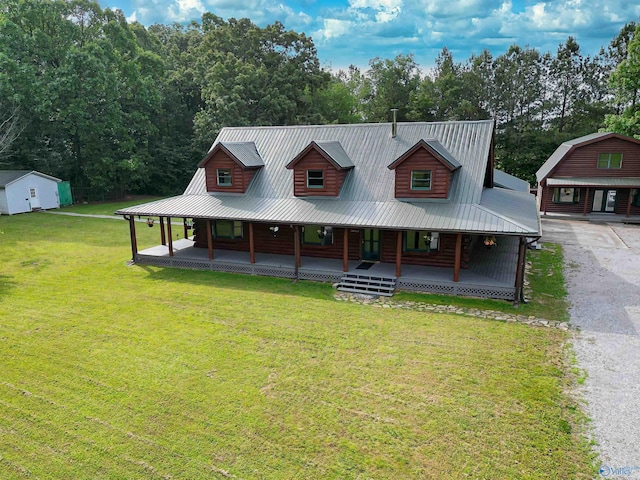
[387,139,461,199]
[286,141,354,197]
[199,142,264,193]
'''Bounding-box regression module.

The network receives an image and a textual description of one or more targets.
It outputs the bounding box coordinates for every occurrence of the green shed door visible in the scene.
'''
[57,181,73,206]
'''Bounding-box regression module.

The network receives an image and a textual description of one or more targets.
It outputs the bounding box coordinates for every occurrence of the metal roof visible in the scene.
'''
[118,120,540,235]
[219,142,264,167]
[315,141,354,168]
[424,139,461,170]
[546,177,640,187]
[493,169,530,192]
[536,132,640,182]
[0,170,61,187]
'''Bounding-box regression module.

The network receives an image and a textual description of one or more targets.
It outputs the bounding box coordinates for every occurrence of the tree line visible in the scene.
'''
[0,0,638,197]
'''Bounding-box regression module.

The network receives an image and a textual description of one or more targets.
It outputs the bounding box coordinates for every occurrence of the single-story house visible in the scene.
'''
[117,120,540,301]
[0,170,61,215]
[536,132,640,216]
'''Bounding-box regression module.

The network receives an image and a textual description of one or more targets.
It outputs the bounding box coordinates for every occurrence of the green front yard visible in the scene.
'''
[0,212,595,478]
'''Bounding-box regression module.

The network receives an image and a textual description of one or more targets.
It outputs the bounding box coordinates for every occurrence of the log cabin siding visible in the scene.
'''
[380,231,470,268]
[540,186,588,214]
[292,151,347,197]
[550,138,640,178]
[203,151,258,193]
[394,150,451,198]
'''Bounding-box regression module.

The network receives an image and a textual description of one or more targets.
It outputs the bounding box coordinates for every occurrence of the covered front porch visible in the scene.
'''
[133,234,522,300]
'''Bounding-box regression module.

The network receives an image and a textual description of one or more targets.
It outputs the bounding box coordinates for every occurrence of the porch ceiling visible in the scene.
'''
[546,177,640,187]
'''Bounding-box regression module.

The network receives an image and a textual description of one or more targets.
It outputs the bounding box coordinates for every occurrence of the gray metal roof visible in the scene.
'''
[315,141,354,168]
[118,120,540,235]
[493,169,530,192]
[536,132,640,182]
[218,142,264,167]
[0,170,61,187]
[546,177,640,187]
[424,139,461,170]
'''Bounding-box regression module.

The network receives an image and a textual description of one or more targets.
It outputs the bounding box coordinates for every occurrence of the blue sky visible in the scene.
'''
[99,0,640,71]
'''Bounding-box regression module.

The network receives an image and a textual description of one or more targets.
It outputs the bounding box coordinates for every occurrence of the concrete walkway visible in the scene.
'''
[541,218,640,476]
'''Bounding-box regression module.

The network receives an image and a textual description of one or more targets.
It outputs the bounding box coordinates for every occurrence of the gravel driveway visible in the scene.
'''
[541,218,640,477]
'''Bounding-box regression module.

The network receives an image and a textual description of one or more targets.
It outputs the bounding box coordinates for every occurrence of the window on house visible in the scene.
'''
[302,225,333,246]
[307,170,324,188]
[597,153,623,169]
[213,220,243,239]
[552,187,580,204]
[632,189,640,207]
[217,168,232,186]
[410,170,432,190]
[403,231,439,252]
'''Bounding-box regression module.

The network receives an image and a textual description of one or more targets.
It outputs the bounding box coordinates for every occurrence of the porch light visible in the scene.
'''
[147,217,154,227]
[269,225,279,237]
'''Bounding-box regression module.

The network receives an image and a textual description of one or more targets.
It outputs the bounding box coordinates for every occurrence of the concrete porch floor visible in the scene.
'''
[134,235,520,299]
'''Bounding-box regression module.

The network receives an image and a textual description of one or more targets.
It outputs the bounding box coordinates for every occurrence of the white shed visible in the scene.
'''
[0,170,62,215]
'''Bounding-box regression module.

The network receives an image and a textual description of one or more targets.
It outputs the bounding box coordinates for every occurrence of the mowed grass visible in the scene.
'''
[0,213,595,479]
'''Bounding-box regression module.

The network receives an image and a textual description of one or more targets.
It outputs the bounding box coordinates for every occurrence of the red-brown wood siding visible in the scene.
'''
[292,151,348,197]
[541,187,640,215]
[380,231,470,268]
[203,151,258,193]
[394,150,451,198]
[193,223,472,268]
[550,138,640,178]
[540,186,588,214]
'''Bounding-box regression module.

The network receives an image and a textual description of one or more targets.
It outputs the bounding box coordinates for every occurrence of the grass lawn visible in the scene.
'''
[0,212,595,479]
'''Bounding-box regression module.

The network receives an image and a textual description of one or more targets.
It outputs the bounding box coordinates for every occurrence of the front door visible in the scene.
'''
[592,189,617,213]
[29,187,41,210]
[362,229,381,261]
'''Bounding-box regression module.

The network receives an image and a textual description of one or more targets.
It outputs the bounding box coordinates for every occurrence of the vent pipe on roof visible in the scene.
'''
[391,108,398,138]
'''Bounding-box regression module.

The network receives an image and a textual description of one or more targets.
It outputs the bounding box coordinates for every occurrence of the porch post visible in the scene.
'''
[395,230,402,277]
[183,218,189,239]
[627,188,633,217]
[167,217,174,257]
[160,216,166,245]
[453,233,462,282]
[128,216,137,260]
[249,222,255,264]
[583,188,590,216]
[342,228,349,272]
[514,236,527,305]
[206,219,213,260]
[294,225,300,274]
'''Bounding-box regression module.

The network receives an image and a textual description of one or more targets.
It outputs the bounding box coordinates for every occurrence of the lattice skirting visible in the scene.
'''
[134,255,337,282]
[397,279,515,300]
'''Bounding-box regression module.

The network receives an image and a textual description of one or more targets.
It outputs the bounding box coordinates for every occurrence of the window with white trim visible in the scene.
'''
[217,168,232,186]
[410,170,432,190]
[307,170,324,188]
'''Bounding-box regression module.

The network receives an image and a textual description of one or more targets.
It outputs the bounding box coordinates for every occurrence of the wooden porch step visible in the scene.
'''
[336,273,397,296]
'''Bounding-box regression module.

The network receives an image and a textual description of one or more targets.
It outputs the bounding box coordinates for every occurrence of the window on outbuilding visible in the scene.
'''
[403,231,439,253]
[552,187,580,204]
[217,168,232,186]
[410,170,432,190]
[213,220,243,239]
[302,225,333,246]
[632,189,640,207]
[307,170,324,188]
[597,153,623,169]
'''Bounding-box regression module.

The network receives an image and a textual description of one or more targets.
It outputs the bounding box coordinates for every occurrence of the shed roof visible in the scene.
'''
[536,132,640,182]
[0,170,61,187]
[117,121,540,235]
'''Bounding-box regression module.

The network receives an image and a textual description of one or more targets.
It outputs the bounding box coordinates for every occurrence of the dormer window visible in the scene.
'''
[411,170,432,190]
[307,170,324,188]
[217,168,232,186]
